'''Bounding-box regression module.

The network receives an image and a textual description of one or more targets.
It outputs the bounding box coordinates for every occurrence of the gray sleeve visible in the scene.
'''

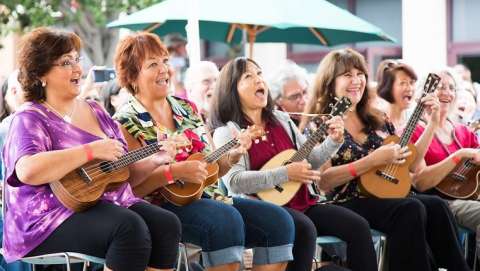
[308,136,343,169]
[212,125,289,195]
[287,118,342,168]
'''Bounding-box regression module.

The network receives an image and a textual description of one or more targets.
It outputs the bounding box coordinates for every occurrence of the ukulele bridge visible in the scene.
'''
[77,168,93,184]
[451,173,466,181]
[375,170,399,184]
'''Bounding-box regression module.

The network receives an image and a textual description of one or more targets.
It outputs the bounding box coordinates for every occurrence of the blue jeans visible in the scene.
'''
[163,197,294,267]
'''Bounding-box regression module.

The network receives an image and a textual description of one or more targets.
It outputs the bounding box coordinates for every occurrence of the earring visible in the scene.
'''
[132,84,138,93]
[41,80,46,87]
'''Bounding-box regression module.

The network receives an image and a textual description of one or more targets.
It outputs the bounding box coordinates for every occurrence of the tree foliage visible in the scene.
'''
[0,0,162,64]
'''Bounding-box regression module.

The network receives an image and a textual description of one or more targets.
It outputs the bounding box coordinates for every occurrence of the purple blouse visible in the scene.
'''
[2,101,141,262]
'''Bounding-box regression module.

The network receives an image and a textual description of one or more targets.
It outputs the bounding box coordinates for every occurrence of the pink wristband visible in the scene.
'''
[164,164,175,185]
[83,144,94,162]
[452,156,461,165]
[348,163,357,177]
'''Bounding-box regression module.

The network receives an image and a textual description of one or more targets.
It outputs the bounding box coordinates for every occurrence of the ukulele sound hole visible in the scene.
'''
[375,170,399,184]
[99,161,114,173]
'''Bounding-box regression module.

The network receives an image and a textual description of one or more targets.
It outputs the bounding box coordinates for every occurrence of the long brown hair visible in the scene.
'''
[208,57,276,130]
[300,48,383,132]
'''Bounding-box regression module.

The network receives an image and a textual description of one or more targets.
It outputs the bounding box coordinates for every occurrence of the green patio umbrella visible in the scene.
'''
[107,0,396,57]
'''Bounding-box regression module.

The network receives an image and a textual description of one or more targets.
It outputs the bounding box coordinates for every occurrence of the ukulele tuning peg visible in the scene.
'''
[254,138,260,144]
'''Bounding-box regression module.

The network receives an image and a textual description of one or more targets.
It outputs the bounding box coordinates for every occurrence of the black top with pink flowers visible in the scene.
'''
[328,123,396,202]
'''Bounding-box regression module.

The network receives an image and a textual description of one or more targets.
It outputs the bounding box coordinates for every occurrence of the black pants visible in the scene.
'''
[28,201,181,271]
[284,204,377,271]
[338,195,470,271]
[414,194,470,271]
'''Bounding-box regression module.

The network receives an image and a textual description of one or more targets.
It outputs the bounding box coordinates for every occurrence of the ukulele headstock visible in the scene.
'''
[423,73,441,95]
[329,96,353,117]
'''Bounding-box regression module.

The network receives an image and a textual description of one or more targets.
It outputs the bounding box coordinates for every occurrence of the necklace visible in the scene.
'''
[435,121,462,156]
[44,99,77,123]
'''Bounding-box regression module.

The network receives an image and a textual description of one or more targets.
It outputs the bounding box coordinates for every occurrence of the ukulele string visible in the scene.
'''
[83,142,190,178]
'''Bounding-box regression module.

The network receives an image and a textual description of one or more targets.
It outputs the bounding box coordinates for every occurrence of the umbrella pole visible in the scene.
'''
[249,40,254,59]
[247,26,257,59]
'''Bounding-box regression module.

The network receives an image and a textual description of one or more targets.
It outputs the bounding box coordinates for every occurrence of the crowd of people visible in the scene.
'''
[1,26,480,271]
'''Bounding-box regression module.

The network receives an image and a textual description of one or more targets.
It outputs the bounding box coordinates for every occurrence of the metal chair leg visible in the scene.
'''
[182,244,189,271]
[378,235,387,271]
[65,254,72,271]
[177,243,190,271]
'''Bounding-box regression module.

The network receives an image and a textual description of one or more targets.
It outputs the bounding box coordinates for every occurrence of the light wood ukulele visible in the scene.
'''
[256,96,352,206]
[359,73,441,198]
[50,140,189,212]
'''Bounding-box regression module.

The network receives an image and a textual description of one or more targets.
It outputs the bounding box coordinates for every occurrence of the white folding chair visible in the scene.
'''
[177,243,190,271]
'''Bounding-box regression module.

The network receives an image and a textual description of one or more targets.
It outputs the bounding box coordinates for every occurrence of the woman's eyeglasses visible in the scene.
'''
[52,56,83,69]
[283,90,307,101]
[437,83,456,92]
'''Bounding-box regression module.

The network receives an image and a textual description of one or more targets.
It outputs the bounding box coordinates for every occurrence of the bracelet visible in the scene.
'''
[164,164,175,185]
[451,156,461,165]
[347,163,357,177]
[83,144,94,162]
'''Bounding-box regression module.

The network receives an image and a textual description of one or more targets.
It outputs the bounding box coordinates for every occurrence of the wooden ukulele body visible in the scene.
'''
[256,149,301,206]
[436,162,480,199]
[159,152,219,206]
[359,135,417,198]
[50,161,129,212]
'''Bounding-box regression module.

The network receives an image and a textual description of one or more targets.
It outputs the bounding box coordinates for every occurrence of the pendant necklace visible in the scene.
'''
[44,99,77,123]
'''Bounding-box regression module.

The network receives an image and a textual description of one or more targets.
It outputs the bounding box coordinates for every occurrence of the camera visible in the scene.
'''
[93,68,116,83]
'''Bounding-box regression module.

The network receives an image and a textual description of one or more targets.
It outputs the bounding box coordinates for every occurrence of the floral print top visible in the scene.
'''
[329,124,394,202]
[114,95,224,202]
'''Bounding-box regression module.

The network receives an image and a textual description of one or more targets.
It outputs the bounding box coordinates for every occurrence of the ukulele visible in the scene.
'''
[132,126,264,206]
[436,126,480,199]
[359,73,441,198]
[50,140,189,212]
[436,157,480,199]
[256,96,352,206]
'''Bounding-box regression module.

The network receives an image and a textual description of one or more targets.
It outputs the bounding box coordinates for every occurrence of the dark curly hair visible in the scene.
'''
[18,27,82,102]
